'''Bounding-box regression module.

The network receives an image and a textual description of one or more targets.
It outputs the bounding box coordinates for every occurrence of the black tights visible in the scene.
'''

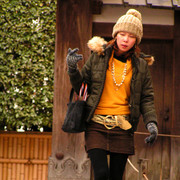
[88,149,128,180]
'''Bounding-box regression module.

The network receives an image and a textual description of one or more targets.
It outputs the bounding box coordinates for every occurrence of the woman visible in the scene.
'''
[66,9,158,180]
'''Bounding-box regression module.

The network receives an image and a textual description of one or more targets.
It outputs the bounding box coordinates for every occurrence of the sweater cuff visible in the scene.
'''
[68,67,77,73]
[143,113,157,128]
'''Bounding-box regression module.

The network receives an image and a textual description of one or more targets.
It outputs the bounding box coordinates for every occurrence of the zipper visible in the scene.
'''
[87,53,110,122]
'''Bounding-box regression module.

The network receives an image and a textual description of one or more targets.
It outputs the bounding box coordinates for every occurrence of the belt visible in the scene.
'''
[92,114,132,130]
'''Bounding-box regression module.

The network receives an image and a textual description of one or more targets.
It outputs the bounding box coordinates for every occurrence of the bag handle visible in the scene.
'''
[69,82,88,103]
[79,82,88,101]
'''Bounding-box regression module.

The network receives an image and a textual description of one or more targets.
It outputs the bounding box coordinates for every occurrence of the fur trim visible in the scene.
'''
[143,56,155,65]
[140,53,155,65]
[87,36,107,55]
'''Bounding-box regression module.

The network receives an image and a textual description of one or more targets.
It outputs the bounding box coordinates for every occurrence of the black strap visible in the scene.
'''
[69,88,74,103]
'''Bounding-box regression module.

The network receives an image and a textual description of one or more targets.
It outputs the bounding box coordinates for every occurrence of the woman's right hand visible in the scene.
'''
[66,48,83,70]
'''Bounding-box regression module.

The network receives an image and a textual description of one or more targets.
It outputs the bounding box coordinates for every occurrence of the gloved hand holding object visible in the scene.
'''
[66,48,83,71]
[145,122,158,144]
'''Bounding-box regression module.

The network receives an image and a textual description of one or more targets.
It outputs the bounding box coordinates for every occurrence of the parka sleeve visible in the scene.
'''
[140,63,158,127]
[68,52,94,94]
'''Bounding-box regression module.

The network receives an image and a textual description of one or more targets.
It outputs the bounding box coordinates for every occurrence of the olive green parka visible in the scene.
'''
[68,36,157,132]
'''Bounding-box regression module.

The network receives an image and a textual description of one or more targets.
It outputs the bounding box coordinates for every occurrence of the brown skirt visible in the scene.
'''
[85,121,135,155]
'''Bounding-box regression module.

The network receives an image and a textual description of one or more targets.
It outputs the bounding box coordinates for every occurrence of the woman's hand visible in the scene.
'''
[145,122,158,144]
[66,48,83,71]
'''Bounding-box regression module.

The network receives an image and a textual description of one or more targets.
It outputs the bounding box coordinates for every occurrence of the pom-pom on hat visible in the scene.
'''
[112,9,143,44]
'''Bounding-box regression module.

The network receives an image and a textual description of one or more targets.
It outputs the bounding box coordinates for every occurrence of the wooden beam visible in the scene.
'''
[49,0,92,179]
[92,22,174,40]
[143,24,173,40]
[93,22,114,37]
[0,131,52,138]
[92,0,103,14]
[171,11,180,180]
[52,0,92,156]
[172,10,180,134]
[0,158,48,164]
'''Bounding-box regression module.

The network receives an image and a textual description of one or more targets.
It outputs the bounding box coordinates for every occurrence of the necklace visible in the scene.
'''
[111,58,127,87]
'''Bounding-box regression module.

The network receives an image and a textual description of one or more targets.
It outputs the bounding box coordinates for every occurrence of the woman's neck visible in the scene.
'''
[114,50,124,57]
[114,51,127,63]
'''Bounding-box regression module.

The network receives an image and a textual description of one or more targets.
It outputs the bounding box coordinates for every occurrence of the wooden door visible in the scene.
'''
[125,39,173,180]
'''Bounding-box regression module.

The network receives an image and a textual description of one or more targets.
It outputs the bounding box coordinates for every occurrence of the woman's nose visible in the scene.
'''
[123,36,128,42]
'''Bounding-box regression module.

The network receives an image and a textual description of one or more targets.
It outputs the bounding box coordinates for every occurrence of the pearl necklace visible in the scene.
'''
[111,59,127,87]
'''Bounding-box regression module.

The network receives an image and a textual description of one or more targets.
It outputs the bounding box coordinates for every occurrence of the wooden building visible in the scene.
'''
[48,0,180,179]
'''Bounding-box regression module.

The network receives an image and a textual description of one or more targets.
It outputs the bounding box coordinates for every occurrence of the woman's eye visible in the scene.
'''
[120,33,125,36]
[129,35,136,38]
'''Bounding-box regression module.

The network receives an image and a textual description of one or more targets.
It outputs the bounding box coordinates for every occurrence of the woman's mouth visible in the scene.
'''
[121,44,128,48]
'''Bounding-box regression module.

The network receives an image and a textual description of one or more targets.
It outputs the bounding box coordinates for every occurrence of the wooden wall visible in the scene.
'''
[0,132,52,180]
[171,10,180,180]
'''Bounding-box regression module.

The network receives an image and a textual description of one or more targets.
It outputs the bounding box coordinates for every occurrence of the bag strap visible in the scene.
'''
[69,82,88,103]
[79,82,88,101]
[69,88,74,103]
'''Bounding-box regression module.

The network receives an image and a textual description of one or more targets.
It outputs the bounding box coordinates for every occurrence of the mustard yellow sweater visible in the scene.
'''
[94,52,132,115]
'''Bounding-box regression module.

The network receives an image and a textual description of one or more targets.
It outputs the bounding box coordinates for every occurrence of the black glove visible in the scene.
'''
[145,122,158,144]
[66,48,83,71]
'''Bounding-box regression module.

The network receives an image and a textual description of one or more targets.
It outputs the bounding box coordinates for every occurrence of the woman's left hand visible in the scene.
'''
[145,122,158,144]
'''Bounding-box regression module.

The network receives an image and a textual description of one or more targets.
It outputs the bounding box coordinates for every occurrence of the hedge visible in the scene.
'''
[0,0,56,131]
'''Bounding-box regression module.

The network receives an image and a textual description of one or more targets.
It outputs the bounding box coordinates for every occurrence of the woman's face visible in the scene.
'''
[116,32,136,55]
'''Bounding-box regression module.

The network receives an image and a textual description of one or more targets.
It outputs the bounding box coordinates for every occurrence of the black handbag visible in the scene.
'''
[62,83,88,133]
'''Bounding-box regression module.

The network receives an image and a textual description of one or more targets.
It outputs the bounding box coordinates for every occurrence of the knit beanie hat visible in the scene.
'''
[112,9,143,44]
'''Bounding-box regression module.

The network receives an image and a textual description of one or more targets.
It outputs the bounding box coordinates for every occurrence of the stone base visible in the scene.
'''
[48,156,91,180]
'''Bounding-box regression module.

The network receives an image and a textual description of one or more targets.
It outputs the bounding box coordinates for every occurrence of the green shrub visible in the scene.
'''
[0,0,56,131]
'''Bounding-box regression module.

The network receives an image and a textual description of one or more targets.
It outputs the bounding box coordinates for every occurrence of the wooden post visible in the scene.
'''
[173,11,180,134]
[170,10,180,180]
[48,0,92,179]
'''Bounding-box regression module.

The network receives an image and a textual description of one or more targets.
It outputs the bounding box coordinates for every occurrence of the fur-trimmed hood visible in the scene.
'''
[87,36,154,65]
